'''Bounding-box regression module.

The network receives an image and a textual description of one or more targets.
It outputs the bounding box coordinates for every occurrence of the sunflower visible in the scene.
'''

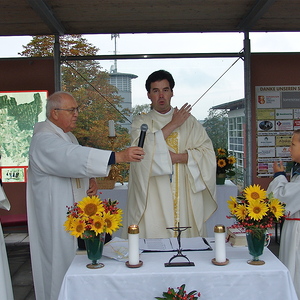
[103,212,122,236]
[227,196,238,213]
[269,198,285,220]
[77,196,104,217]
[244,184,266,202]
[64,216,74,231]
[247,199,269,221]
[217,148,226,155]
[235,204,248,220]
[70,219,85,238]
[217,159,226,168]
[228,156,236,164]
[90,215,106,235]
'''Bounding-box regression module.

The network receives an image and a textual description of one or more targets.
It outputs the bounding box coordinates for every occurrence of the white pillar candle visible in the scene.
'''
[108,120,115,137]
[128,225,140,265]
[214,224,226,263]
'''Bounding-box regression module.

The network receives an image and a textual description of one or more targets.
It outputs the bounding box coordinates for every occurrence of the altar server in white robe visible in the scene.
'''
[27,91,144,300]
[0,180,14,300]
[267,129,300,299]
[123,70,217,239]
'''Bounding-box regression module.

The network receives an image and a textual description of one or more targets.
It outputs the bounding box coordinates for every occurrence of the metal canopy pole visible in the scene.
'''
[54,34,61,91]
[244,31,252,186]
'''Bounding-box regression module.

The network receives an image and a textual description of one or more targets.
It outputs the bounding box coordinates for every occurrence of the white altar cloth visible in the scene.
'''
[58,240,297,300]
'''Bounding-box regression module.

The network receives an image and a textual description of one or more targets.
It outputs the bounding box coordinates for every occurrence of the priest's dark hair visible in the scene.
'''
[145,70,175,93]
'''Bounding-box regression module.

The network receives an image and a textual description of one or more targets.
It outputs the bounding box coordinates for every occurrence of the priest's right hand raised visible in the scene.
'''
[115,147,145,163]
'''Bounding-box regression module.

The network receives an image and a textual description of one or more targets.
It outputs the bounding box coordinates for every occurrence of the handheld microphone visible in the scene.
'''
[138,124,148,148]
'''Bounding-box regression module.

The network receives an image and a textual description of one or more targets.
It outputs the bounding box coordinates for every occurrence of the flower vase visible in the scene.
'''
[246,231,266,265]
[84,232,105,269]
[216,173,226,185]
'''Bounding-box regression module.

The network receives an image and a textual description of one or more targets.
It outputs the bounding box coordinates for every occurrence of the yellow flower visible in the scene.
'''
[228,156,236,164]
[217,159,226,168]
[103,212,122,236]
[244,184,266,202]
[217,148,226,155]
[235,204,248,220]
[90,215,106,235]
[227,196,238,213]
[64,216,74,231]
[70,219,85,238]
[77,196,104,217]
[247,199,269,221]
[269,198,285,220]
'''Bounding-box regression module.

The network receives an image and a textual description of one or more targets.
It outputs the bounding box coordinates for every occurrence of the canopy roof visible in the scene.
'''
[1,0,300,36]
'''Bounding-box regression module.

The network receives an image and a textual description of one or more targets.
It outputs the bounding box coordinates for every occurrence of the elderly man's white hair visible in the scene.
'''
[46,91,74,118]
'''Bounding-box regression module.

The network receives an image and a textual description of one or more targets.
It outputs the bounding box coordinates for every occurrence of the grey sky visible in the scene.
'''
[0,32,299,120]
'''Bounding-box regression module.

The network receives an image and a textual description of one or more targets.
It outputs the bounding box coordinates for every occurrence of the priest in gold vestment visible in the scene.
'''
[123,70,217,238]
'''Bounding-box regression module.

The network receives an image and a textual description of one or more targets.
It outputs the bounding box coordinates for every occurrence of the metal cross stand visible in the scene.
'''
[164,223,195,267]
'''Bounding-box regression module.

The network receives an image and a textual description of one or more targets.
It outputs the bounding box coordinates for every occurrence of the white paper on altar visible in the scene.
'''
[139,237,212,252]
[103,237,143,262]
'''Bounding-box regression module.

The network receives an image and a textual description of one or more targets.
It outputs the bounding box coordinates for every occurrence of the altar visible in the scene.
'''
[58,239,297,300]
[97,180,238,237]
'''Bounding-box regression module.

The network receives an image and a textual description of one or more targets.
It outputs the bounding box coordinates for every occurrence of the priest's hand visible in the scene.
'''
[87,178,98,196]
[115,147,145,163]
[169,150,188,164]
[162,103,191,139]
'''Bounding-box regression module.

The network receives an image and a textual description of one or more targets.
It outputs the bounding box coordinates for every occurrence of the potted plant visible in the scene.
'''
[64,196,122,268]
[216,148,236,184]
[227,184,285,264]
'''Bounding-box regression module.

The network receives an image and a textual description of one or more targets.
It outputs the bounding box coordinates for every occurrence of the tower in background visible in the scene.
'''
[109,34,137,131]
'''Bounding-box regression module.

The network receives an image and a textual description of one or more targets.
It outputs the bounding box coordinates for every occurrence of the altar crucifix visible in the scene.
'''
[164,222,195,267]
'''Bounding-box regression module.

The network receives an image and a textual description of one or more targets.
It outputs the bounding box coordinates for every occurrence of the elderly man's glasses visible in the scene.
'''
[54,107,80,114]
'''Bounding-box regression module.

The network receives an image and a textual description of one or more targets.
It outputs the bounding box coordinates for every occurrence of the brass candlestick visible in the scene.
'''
[107,136,123,184]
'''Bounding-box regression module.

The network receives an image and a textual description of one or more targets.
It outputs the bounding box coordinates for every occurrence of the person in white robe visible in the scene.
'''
[123,70,217,239]
[0,181,14,300]
[27,91,144,300]
[267,129,300,299]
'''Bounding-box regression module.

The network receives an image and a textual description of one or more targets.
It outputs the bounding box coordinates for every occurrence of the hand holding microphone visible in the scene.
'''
[138,124,148,148]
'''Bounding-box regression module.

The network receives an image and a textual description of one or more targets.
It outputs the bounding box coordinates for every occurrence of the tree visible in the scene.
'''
[20,35,131,151]
[132,103,151,116]
[20,35,131,179]
[202,108,228,150]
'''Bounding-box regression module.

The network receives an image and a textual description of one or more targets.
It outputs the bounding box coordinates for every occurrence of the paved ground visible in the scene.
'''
[4,233,35,300]
[4,231,280,300]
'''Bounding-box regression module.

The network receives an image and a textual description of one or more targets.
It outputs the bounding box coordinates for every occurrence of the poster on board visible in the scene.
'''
[256,86,300,177]
[0,90,48,182]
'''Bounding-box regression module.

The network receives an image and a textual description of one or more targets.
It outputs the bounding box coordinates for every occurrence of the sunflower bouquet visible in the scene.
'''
[227,184,285,238]
[216,148,236,177]
[64,196,122,239]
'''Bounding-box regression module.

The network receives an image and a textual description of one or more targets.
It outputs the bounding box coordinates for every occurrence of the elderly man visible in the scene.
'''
[27,91,144,300]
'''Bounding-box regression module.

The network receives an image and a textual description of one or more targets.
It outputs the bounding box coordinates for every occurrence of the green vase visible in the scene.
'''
[84,232,105,269]
[246,231,266,265]
[216,173,226,185]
